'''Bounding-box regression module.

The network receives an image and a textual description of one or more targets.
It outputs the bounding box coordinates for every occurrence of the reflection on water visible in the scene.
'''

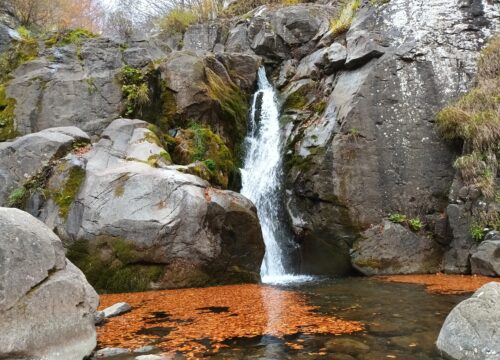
[211,278,466,360]
[97,278,466,359]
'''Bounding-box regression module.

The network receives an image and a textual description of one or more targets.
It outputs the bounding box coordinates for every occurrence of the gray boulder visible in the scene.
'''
[53,119,264,290]
[437,282,500,360]
[471,240,500,277]
[0,126,90,206]
[351,221,443,275]
[0,207,98,360]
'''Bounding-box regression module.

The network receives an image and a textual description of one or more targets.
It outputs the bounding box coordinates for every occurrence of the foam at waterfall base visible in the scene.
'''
[261,274,316,285]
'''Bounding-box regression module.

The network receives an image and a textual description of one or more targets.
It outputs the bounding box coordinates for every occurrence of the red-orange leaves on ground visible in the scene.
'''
[97,284,363,357]
[376,274,500,294]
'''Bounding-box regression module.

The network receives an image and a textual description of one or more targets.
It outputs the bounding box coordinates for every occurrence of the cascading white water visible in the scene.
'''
[241,67,313,285]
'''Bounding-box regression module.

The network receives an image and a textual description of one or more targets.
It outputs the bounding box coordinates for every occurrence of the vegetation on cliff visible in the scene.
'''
[437,35,500,240]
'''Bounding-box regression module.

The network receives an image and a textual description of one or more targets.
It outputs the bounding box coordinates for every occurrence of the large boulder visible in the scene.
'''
[0,126,90,206]
[437,282,500,360]
[0,207,98,360]
[471,236,500,277]
[33,119,264,291]
[351,221,443,275]
[280,0,497,274]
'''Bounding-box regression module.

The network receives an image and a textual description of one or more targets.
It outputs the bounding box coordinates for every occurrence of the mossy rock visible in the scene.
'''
[0,84,17,141]
[44,28,97,48]
[67,238,164,293]
[52,166,86,219]
[172,125,238,188]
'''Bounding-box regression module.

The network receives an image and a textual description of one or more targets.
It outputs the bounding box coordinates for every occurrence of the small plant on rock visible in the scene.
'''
[470,223,485,242]
[408,218,424,232]
[388,213,407,224]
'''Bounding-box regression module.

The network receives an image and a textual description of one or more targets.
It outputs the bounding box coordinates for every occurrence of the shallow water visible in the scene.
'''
[205,278,466,360]
[99,277,467,359]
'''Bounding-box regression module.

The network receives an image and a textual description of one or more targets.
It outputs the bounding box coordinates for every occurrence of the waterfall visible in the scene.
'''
[241,67,313,285]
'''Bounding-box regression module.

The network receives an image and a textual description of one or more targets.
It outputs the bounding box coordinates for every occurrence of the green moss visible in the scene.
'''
[0,85,17,141]
[310,100,327,114]
[172,125,237,188]
[0,28,38,84]
[67,239,164,293]
[44,28,96,48]
[283,84,313,111]
[53,166,86,219]
[205,67,249,159]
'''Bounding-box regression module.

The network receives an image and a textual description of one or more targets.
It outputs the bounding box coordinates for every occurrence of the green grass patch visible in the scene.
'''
[330,0,361,36]
[159,8,197,35]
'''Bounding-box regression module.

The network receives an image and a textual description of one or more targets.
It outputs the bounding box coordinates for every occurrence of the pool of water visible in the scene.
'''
[98,277,467,359]
[204,278,465,360]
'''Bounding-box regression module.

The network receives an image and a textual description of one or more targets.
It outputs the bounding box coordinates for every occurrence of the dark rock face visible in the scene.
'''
[351,221,443,275]
[278,0,498,275]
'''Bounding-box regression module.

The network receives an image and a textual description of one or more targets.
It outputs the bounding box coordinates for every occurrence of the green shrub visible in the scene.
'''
[330,0,361,36]
[408,218,424,232]
[159,8,197,35]
[470,223,485,242]
[118,66,151,116]
[388,213,407,224]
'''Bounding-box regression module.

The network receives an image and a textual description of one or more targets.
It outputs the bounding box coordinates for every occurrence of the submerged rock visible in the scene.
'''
[437,282,500,360]
[0,207,98,360]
